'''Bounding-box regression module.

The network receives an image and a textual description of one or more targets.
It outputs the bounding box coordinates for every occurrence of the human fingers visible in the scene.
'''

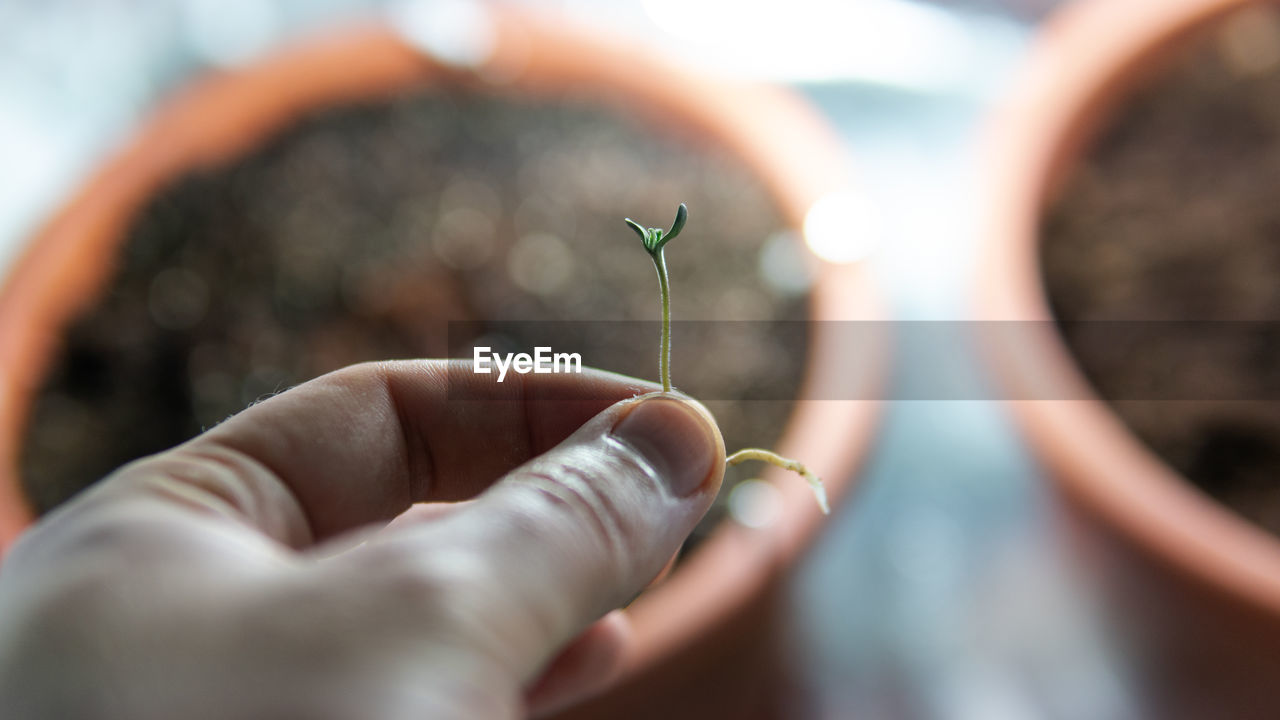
[97,360,658,548]
[360,393,724,685]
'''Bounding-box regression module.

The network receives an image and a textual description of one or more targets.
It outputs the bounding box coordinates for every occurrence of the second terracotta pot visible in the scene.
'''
[980,1,1280,717]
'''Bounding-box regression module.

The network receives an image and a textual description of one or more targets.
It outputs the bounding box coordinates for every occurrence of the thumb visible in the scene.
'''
[378,392,724,680]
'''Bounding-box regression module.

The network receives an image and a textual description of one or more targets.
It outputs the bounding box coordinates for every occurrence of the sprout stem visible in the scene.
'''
[627,204,685,393]
[652,249,672,393]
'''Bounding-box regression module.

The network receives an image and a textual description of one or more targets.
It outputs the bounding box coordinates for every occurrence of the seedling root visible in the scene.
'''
[726,448,830,514]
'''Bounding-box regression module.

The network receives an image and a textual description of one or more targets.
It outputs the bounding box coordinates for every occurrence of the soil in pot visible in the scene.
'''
[1042,7,1280,537]
[19,90,814,545]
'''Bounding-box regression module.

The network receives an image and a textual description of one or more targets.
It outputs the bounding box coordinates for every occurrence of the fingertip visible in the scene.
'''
[525,610,632,718]
[647,550,680,589]
[610,393,725,500]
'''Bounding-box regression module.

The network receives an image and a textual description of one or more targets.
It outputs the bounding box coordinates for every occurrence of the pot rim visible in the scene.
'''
[979,0,1280,616]
[0,4,884,682]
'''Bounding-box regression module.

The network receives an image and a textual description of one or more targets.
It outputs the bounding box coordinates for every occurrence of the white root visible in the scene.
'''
[725,448,829,515]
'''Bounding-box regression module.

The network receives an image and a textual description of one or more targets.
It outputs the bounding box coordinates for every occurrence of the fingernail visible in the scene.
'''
[611,396,719,497]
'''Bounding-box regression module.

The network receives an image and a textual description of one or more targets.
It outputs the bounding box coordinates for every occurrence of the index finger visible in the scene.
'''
[114,360,659,547]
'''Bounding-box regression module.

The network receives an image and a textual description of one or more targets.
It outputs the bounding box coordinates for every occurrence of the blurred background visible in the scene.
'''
[3,1,1258,719]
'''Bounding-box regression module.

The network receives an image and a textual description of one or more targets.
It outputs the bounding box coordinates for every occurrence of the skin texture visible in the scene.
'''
[0,360,725,720]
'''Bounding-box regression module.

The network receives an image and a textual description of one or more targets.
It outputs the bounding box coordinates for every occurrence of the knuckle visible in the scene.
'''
[112,444,312,547]
[346,543,488,624]
[505,449,652,585]
[124,449,252,513]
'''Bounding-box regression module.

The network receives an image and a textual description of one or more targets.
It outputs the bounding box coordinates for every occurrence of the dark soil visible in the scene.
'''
[20,90,813,545]
[1042,10,1280,536]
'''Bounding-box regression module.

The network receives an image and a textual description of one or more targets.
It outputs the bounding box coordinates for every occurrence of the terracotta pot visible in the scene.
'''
[0,6,884,718]
[980,0,1280,717]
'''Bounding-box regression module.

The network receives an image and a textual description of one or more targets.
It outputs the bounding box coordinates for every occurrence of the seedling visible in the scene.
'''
[626,204,830,514]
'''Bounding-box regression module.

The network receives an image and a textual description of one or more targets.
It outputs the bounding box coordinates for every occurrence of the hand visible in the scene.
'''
[0,360,724,719]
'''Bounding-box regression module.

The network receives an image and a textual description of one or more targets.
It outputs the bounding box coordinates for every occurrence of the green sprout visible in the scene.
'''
[625,204,830,514]
[626,203,686,393]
